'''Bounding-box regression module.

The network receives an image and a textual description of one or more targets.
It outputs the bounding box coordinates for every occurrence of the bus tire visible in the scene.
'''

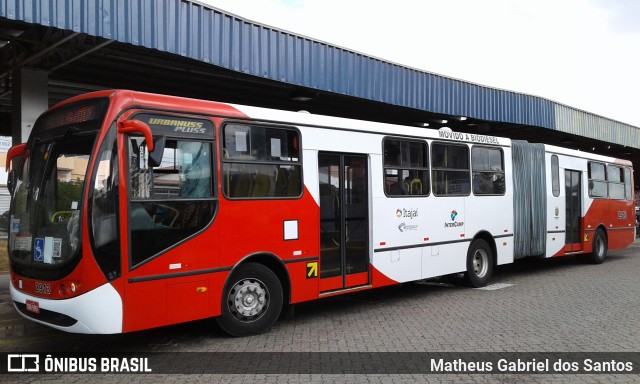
[464,239,493,288]
[587,228,607,264]
[217,263,283,337]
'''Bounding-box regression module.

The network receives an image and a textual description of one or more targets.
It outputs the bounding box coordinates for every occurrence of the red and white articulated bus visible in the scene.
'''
[7,90,635,336]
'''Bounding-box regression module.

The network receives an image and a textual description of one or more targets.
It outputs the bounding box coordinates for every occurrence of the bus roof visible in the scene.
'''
[52,90,632,167]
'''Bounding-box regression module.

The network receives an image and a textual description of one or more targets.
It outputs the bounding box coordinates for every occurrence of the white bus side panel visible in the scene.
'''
[303,149,320,206]
[374,248,423,283]
[301,127,383,154]
[420,196,467,279]
[422,242,469,279]
[465,194,514,266]
[371,194,428,282]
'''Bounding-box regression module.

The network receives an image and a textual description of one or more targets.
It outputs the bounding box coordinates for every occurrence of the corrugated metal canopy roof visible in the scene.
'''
[1,0,639,149]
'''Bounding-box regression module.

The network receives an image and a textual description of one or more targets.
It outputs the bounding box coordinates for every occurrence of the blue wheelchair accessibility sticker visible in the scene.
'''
[33,238,44,262]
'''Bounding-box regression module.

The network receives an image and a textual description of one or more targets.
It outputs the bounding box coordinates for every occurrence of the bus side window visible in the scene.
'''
[382,138,429,197]
[222,123,302,199]
[432,143,470,196]
[588,162,607,198]
[178,141,212,198]
[471,146,505,195]
[624,167,632,201]
[607,165,625,200]
[551,155,560,197]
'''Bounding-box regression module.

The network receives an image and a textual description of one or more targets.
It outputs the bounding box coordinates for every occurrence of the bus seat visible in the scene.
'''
[460,180,471,194]
[275,168,288,196]
[251,173,273,197]
[410,178,422,195]
[232,173,252,197]
[389,182,407,195]
[130,205,155,230]
[286,168,301,196]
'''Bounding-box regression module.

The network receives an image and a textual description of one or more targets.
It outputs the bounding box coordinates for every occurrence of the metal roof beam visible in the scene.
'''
[0,31,80,80]
[49,39,114,73]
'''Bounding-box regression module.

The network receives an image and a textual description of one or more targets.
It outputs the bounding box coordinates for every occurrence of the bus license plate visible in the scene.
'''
[26,300,40,314]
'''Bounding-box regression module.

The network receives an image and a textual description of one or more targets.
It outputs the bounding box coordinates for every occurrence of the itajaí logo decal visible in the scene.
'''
[396,208,418,220]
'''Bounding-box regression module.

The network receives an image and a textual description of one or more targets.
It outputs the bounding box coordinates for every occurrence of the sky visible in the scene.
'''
[199,0,640,128]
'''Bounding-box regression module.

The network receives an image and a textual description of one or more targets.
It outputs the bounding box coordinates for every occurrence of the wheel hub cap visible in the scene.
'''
[473,250,488,277]
[229,279,268,319]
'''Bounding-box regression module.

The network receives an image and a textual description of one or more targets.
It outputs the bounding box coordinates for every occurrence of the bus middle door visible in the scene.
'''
[318,153,370,293]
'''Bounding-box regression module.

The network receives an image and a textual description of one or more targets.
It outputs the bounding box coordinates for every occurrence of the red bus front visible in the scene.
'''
[8,90,321,335]
[8,94,124,333]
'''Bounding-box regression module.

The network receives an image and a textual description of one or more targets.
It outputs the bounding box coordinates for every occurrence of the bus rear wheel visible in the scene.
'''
[586,228,607,264]
[217,263,283,337]
[464,239,493,288]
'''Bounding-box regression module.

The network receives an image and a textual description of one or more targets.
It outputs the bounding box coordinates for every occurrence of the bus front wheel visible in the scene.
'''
[464,239,493,288]
[217,263,283,337]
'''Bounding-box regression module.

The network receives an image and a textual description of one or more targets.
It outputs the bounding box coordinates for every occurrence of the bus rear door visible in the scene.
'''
[565,169,582,252]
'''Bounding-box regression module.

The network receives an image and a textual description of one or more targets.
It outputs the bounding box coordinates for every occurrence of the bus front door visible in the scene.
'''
[318,153,370,292]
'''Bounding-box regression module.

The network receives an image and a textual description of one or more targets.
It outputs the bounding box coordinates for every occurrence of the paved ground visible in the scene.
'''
[1,242,639,383]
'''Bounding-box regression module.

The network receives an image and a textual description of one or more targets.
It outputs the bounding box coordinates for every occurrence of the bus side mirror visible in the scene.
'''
[118,119,165,168]
[118,120,155,151]
[148,136,166,168]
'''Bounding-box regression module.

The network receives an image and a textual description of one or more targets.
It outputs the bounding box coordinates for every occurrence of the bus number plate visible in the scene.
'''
[25,300,40,314]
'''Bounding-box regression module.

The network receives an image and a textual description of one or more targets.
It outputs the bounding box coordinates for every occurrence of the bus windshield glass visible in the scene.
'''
[9,98,109,280]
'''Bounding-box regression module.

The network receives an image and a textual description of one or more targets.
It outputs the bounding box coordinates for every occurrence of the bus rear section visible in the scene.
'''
[559,156,635,260]
[511,141,634,262]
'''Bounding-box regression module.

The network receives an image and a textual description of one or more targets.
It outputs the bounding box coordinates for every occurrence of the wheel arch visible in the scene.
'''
[595,224,608,240]
[586,223,609,252]
[471,230,498,266]
[226,252,291,307]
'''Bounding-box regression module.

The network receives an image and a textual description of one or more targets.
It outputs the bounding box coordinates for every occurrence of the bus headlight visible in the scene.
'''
[58,280,82,296]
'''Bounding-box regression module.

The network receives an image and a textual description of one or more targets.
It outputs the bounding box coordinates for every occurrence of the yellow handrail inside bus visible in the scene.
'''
[51,211,72,222]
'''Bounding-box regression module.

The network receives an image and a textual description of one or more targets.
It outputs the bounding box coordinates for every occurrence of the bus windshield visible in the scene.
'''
[9,98,109,280]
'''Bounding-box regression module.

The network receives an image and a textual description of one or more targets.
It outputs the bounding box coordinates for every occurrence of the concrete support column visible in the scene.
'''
[11,67,48,145]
